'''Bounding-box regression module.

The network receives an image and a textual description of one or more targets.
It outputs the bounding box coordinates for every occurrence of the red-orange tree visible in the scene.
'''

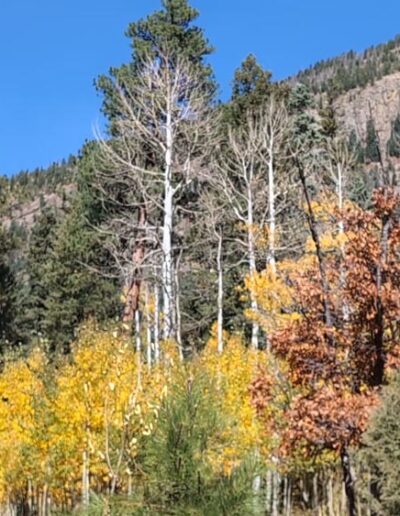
[251,189,400,514]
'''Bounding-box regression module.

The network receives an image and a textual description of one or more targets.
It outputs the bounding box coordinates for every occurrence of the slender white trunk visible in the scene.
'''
[174,254,183,360]
[267,145,277,274]
[265,470,273,513]
[82,448,90,508]
[216,232,224,353]
[162,107,174,340]
[247,179,259,350]
[337,163,349,322]
[154,284,160,363]
[135,309,142,386]
[145,284,152,370]
[328,472,335,516]
[272,471,280,516]
[135,309,141,355]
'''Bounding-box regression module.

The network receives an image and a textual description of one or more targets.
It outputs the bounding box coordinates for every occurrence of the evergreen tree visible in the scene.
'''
[0,229,16,348]
[88,0,218,347]
[231,55,272,112]
[12,209,60,347]
[140,372,258,514]
[40,144,120,353]
[348,129,365,163]
[98,0,215,123]
[359,372,400,515]
[365,117,381,163]
[319,94,338,138]
[289,83,322,147]
[387,113,400,157]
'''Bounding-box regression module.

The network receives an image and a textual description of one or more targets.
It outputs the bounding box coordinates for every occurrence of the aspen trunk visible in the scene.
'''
[28,480,33,514]
[265,470,273,513]
[337,163,350,322]
[82,449,90,508]
[286,477,292,516]
[247,181,259,349]
[174,251,183,360]
[145,284,152,370]
[267,150,277,274]
[135,309,142,385]
[327,473,335,516]
[162,107,175,340]
[154,284,160,363]
[216,232,224,353]
[272,471,280,516]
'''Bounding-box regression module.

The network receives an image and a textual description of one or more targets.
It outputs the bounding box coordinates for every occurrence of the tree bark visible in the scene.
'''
[216,231,224,353]
[122,206,146,325]
[162,106,175,340]
[267,145,277,274]
[341,448,357,516]
[247,177,259,349]
[297,160,334,331]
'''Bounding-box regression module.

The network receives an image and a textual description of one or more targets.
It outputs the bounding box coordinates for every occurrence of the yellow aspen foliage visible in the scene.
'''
[51,322,166,497]
[0,349,49,503]
[245,266,301,334]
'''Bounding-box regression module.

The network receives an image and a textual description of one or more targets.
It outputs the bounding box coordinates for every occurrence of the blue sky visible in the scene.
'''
[1,0,400,175]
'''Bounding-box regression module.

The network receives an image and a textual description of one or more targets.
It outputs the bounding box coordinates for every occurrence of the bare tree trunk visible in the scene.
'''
[313,472,322,516]
[328,472,335,516]
[174,250,183,360]
[135,309,141,355]
[216,231,224,353]
[341,448,357,516]
[42,484,48,516]
[82,448,90,508]
[372,214,390,386]
[297,160,334,331]
[337,163,350,322]
[247,180,259,350]
[272,471,280,516]
[265,470,273,514]
[162,107,175,340]
[145,284,152,370]
[135,309,142,385]
[286,477,292,516]
[267,148,277,274]
[28,480,33,514]
[154,284,160,363]
[123,207,146,325]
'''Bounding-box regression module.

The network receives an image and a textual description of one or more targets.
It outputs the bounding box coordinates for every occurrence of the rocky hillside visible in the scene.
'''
[0,157,77,230]
[334,71,400,158]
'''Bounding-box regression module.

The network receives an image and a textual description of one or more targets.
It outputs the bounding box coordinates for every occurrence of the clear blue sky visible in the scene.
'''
[1,0,400,175]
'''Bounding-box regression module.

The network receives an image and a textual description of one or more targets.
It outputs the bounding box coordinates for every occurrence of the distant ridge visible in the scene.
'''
[288,34,400,97]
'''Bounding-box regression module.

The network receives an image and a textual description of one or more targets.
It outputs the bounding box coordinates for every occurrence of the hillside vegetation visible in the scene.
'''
[291,34,400,96]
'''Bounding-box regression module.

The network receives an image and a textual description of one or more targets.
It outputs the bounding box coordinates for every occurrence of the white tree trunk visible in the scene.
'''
[216,232,224,353]
[174,253,183,360]
[135,309,141,355]
[267,146,277,274]
[145,284,152,370]
[154,284,160,363]
[247,181,259,350]
[82,448,90,508]
[337,162,349,322]
[162,107,174,340]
